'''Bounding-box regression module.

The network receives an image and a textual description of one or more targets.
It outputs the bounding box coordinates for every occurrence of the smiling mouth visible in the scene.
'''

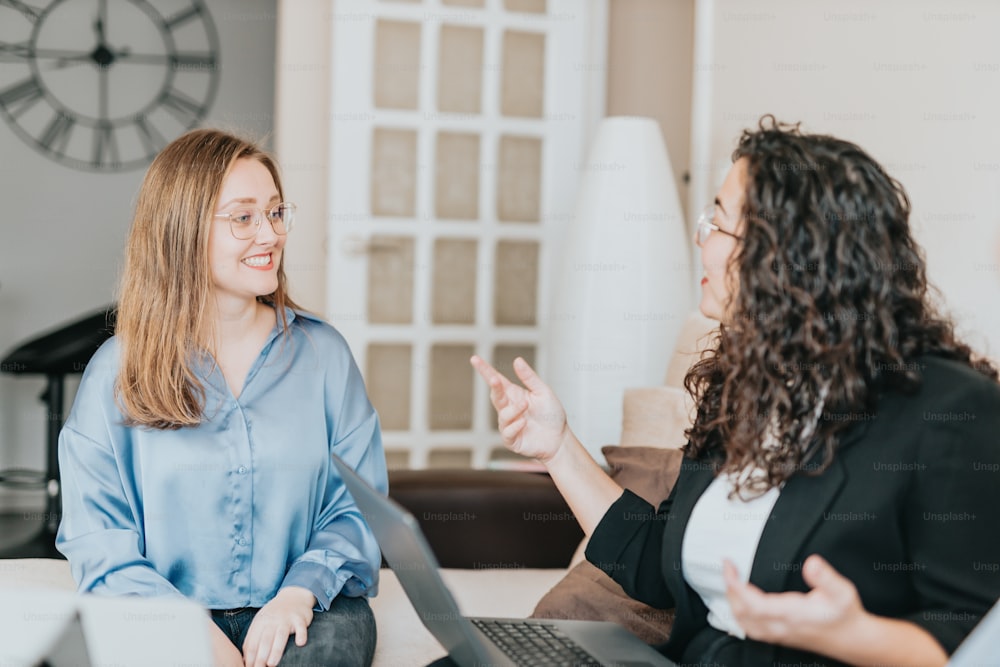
[242,253,272,268]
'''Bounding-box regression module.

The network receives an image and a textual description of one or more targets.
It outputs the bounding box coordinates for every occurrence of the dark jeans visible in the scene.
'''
[210,595,376,667]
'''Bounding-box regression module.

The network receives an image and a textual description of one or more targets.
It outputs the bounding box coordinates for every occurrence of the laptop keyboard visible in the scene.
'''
[471,619,602,666]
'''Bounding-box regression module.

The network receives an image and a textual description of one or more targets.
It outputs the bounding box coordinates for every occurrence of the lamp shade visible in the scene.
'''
[544,116,692,455]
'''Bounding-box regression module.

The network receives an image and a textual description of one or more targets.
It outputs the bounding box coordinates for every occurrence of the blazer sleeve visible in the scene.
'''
[898,373,1000,653]
[584,487,676,610]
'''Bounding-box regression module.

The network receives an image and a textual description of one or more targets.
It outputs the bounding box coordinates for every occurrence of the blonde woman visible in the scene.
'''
[56,129,385,667]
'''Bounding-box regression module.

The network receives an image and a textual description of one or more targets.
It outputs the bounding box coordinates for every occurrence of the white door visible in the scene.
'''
[327,0,606,468]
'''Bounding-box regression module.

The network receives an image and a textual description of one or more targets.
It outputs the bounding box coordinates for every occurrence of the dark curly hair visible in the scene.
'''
[683,116,997,496]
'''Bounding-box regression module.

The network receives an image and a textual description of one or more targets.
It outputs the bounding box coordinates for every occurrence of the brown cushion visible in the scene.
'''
[602,445,684,507]
[530,560,675,644]
[530,446,684,643]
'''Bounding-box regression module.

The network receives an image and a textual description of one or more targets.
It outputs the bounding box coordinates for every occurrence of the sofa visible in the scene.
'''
[0,312,718,666]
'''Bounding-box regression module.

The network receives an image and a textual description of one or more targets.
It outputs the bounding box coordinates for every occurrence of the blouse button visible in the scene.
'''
[238,466,248,475]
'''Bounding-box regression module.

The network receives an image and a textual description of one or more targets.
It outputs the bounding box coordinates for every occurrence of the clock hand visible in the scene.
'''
[14,47,95,60]
[45,55,92,70]
[95,0,109,45]
[0,42,33,62]
[111,50,215,69]
[110,51,172,64]
[99,55,109,122]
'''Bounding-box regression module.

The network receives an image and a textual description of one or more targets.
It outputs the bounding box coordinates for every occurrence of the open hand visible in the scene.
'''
[242,586,315,667]
[723,554,867,654]
[470,356,568,462]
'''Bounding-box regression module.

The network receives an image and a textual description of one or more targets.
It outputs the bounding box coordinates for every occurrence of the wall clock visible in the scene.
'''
[0,0,219,172]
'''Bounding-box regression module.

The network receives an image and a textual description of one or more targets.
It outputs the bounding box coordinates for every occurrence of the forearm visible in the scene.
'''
[543,429,623,536]
[819,612,947,667]
[60,531,185,597]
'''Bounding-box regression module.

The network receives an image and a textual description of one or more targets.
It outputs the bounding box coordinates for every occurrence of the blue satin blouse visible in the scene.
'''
[56,308,387,612]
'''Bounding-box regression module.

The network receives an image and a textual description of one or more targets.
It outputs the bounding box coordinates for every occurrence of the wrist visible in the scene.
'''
[277,585,317,608]
[543,427,577,467]
[813,610,948,667]
[812,607,874,657]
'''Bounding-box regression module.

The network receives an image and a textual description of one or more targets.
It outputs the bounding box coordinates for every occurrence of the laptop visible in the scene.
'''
[333,454,676,667]
[947,597,1000,666]
[0,588,211,667]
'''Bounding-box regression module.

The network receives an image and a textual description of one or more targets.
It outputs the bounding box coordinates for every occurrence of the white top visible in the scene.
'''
[682,387,828,638]
[681,467,781,637]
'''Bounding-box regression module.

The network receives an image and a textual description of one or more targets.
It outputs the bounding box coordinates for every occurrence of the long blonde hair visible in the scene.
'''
[116,129,299,429]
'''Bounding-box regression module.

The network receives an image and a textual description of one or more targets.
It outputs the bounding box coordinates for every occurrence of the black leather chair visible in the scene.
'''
[0,306,116,558]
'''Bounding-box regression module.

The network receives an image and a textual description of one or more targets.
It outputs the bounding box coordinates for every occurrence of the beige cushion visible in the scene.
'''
[620,386,694,450]
[663,311,718,388]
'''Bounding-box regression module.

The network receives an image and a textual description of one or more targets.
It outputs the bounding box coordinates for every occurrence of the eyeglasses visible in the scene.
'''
[214,202,297,240]
[695,204,742,246]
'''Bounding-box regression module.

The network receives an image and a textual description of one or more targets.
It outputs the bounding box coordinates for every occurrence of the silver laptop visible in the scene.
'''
[947,597,1000,666]
[0,588,211,667]
[333,454,675,667]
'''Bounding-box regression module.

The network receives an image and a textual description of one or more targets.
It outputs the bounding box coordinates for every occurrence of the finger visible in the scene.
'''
[739,587,809,627]
[722,561,751,616]
[802,554,846,592]
[512,357,548,393]
[472,356,518,409]
[722,559,741,588]
[252,635,269,667]
[723,562,778,617]
[497,400,528,425]
[471,355,512,391]
[500,417,526,442]
[266,630,288,667]
[242,635,256,667]
[294,619,308,647]
[251,629,271,667]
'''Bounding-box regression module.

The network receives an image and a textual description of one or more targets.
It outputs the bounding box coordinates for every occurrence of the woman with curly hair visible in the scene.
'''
[472,117,1000,666]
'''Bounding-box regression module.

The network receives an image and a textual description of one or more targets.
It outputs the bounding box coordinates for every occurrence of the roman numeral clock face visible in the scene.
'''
[0,0,219,172]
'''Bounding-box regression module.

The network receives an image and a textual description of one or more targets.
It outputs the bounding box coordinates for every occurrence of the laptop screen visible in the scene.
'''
[333,454,486,659]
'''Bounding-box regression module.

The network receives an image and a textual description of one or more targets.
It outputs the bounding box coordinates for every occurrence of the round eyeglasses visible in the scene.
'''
[214,202,297,240]
[695,204,742,246]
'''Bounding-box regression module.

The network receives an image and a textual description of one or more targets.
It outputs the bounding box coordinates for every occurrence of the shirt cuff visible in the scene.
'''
[282,561,345,612]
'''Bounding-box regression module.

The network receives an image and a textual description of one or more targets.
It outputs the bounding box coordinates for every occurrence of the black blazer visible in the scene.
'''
[586,356,1000,666]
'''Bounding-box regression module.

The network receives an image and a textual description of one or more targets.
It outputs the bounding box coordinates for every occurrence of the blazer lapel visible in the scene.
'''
[664,458,716,609]
[748,418,870,593]
[665,457,716,565]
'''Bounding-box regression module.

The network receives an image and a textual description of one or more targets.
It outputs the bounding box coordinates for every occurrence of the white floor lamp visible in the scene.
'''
[544,116,692,455]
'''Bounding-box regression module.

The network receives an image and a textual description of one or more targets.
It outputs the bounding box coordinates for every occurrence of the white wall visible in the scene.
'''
[607,0,695,220]
[273,0,332,316]
[689,0,1000,358]
[0,0,279,512]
